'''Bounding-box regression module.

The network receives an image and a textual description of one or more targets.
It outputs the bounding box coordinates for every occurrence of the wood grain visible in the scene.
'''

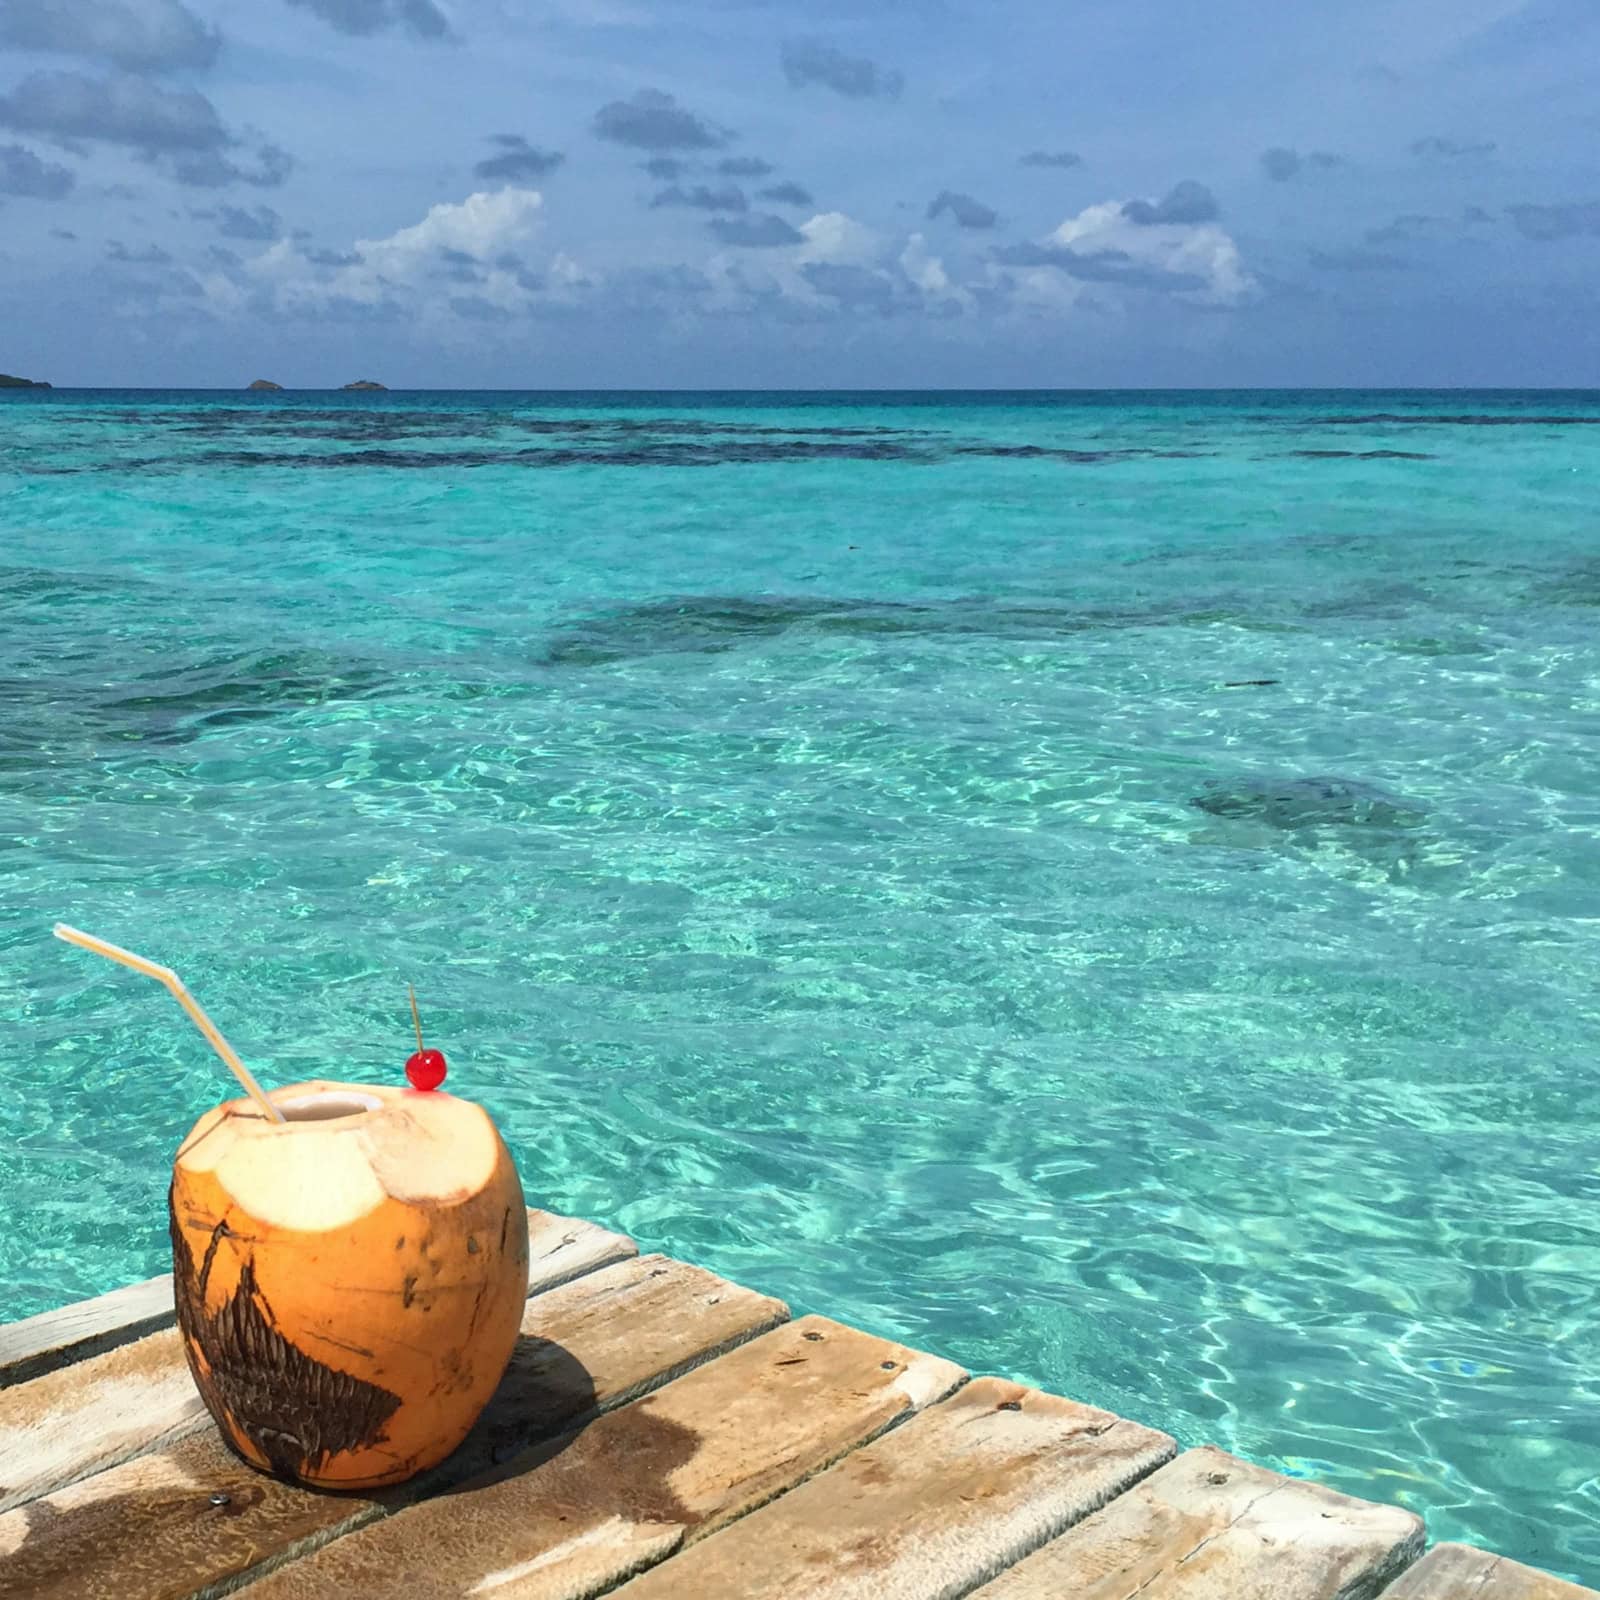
[519,1210,638,1293]
[0,1328,200,1517]
[0,1252,785,1600]
[1382,1543,1598,1599]
[609,1375,1176,1599]
[240,1313,965,1599]
[0,1209,635,1515]
[0,1277,175,1388]
[970,1445,1424,1599]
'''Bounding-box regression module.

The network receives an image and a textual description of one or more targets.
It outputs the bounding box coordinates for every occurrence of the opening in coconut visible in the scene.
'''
[275,1090,384,1123]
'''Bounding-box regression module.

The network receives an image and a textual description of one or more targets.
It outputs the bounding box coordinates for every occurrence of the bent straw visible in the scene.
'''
[54,922,285,1123]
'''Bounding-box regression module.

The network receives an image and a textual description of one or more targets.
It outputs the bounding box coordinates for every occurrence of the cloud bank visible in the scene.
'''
[710,212,803,247]
[474,135,564,183]
[0,140,76,198]
[1261,147,1342,181]
[0,69,290,187]
[223,187,554,321]
[927,190,997,229]
[0,0,220,71]
[780,38,903,99]
[997,195,1254,304]
[593,89,727,151]
[284,0,452,41]
[1122,180,1218,226]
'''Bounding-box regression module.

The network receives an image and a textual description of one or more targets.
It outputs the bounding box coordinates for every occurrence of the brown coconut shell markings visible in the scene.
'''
[169,1209,404,1482]
[169,1080,528,1490]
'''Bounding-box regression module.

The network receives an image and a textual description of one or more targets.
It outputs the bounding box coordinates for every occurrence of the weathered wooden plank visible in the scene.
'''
[0,1209,636,1515]
[0,1276,175,1388]
[1381,1542,1599,1599]
[437,1251,785,1481]
[520,1210,639,1293]
[0,1328,200,1517]
[608,1375,1177,1600]
[0,1252,785,1600]
[0,1208,633,1390]
[239,1314,967,1600]
[969,1445,1424,1599]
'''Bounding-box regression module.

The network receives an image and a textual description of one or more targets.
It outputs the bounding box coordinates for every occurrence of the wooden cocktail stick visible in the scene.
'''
[403,984,448,1091]
[408,983,426,1053]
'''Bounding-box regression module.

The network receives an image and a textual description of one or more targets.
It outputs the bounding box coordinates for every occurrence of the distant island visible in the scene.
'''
[342,379,387,391]
[0,372,50,389]
[248,378,283,391]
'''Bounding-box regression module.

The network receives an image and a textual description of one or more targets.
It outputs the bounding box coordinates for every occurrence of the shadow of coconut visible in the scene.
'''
[410,1331,601,1499]
[0,1334,606,1600]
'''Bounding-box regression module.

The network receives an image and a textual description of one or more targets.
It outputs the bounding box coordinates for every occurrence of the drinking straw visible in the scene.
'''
[54,922,286,1123]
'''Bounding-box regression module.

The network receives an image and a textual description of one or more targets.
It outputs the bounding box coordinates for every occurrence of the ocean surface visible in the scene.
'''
[2,389,1597,1580]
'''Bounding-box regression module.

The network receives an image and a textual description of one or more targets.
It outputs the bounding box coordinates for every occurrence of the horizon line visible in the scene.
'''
[7,383,1600,395]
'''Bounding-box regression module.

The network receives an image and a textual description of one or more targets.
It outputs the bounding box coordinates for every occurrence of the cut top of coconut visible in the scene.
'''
[174,1079,507,1233]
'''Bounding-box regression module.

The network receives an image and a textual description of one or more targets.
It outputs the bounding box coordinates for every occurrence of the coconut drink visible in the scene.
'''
[168,1077,527,1488]
[56,925,528,1490]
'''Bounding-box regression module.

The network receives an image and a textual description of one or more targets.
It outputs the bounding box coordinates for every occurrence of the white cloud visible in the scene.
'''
[999,259,1094,318]
[364,187,542,267]
[722,213,979,320]
[898,230,970,311]
[548,250,591,290]
[201,188,593,323]
[798,210,878,265]
[693,209,885,314]
[1045,199,1255,305]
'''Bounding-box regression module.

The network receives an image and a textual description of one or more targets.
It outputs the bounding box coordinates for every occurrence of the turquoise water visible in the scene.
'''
[2,389,1598,1580]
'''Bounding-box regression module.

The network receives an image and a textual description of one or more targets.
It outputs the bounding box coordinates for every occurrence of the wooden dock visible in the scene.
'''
[1,1208,1592,1600]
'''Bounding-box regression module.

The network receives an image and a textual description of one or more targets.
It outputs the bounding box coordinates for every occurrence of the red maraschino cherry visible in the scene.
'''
[405,984,448,1091]
[405,1047,448,1091]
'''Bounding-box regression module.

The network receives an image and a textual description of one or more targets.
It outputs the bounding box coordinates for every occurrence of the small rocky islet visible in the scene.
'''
[8,373,388,391]
[248,379,392,392]
[248,379,389,390]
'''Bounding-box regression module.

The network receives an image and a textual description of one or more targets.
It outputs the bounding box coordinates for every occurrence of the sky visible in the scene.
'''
[0,0,1597,387]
